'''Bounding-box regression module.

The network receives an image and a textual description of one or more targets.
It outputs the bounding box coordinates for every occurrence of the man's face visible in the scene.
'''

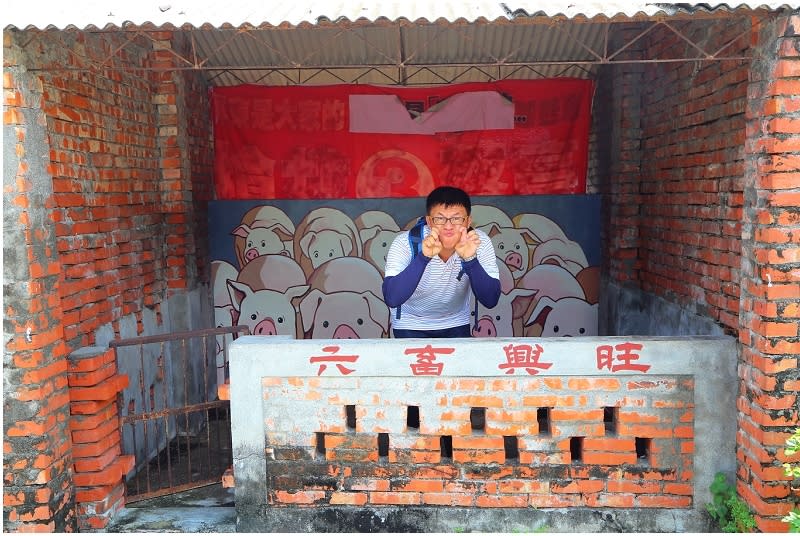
[426,203,471,250]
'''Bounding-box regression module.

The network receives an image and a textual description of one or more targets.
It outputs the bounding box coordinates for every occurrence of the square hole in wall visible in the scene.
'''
[407,405,420,430]
[315,432,326,459]
[378,433,389,459]
[440,435,453,460]
[470,407,486,432]
[345,405,356,430]
[537,407,551,436]
[604,406,618,435]
[504,436,519,463]
[635,437,651,465]
[570,436,584,464]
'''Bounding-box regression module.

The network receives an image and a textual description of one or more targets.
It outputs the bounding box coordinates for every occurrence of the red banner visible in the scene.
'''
[212,80,593,199]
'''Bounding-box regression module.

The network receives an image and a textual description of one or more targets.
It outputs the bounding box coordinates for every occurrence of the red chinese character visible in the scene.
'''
[596,342,650,373]
[499,343,552,375]
[404,344,454,376]
[309,345,359,376]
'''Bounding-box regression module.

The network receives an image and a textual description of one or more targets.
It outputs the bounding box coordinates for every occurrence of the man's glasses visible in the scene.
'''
[430,216,467,226]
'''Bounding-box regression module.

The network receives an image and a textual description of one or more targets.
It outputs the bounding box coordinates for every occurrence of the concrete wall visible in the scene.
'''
[229,335,737,532]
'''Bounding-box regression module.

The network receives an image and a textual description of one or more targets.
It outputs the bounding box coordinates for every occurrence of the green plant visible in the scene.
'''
[783,428,800,533]
[706,472,756,533]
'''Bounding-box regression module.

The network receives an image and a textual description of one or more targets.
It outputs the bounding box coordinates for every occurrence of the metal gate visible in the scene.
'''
[110,325,248,502]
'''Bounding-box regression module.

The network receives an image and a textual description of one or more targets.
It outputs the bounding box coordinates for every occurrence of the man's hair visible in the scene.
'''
[426,186,472,215]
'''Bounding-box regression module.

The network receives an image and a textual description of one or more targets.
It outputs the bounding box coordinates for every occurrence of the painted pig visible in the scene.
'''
[227,280,309,338]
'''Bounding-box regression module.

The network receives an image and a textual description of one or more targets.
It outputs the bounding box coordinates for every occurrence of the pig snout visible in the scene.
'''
[505,251,523,271]
[333,324,360,339]
[253,318,277,335]
[245,248,261,261]
[472,317,497,337]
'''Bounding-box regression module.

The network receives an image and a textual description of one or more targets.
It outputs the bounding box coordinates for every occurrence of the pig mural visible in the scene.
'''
[232,205,295,268]
[233,255,308,339]
[300,257,389,338]
[211,260,241,386]
[524,296,598,337]
[470,261,537,338]
[236,254,307,293]
[471,205,536,280]
[227,280,309,339]
[294,207,363,277]
[531,237,589,277]
[516,264,587,337]
[355,210,400,275]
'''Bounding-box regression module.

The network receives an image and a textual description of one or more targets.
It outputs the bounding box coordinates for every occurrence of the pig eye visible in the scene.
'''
[247,241,253,248]
[553,325,559,333]
[498,242,505,250]
[323,320,329,328]
[250,313,257,321]
[277,316,284,323]
[382,242,387,247]
[579,328,585,334]
[495,315,500,321]
[314,251,319,258]
[261,241,266,247]
[357,318,363,325]
[328,250,334,258]
[515,244,521,250]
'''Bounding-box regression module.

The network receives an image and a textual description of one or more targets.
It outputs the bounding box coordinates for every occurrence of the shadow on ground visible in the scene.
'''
[107,484,235,533]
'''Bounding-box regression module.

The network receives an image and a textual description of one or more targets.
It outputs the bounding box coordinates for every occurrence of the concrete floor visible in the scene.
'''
[107,484,236,533]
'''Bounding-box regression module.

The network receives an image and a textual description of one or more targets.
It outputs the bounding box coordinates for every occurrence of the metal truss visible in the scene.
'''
[14,12,776,85]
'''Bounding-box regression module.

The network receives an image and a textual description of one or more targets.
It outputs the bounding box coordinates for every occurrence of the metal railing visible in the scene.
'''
[110,325,248,502]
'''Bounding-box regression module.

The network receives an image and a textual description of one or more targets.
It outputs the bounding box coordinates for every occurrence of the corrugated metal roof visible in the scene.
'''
[5,2,796,87]
[4,2,796,31]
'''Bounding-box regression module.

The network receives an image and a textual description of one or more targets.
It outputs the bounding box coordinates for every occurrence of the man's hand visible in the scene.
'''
[455,227,480,260]
[422,227,443,258]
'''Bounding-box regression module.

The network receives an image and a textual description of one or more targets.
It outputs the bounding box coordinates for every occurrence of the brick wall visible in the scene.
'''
[4,32,77,532]
[229,336,736,532]
[628,19,750,333]
[605,13,799,531]
[739,13,800,532]
[3,28,213,531]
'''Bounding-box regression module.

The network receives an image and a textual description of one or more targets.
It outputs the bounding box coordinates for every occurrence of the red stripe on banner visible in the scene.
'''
[211,80,594,199]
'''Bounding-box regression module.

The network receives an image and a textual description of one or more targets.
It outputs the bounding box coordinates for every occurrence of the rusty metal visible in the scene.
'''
[112,325,249,503]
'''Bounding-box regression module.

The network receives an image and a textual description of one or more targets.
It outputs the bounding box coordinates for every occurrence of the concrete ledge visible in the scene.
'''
[239,505,715,533]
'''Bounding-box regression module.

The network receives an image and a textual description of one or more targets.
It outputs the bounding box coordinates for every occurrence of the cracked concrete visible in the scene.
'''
[107,485,235,533]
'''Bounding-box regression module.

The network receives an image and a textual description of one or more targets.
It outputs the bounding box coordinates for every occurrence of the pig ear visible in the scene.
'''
[518,229,538,245]
[269,223,294,241]
[360,291,390,332]
[339,233,353,256]
[508,288,538,319]
[359,226,380,243]
[231,224,252,238]
[299,231,317,257]
[298,289,324,334]
[227,280,253,312]
[284,284,310,304]
[485,223,502,238]
[525,296,556,328]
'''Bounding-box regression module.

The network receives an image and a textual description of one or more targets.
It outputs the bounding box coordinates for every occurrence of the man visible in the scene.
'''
[382,186,501,338]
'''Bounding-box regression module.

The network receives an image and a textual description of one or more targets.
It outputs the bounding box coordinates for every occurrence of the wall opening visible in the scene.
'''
[604,406,618,435]
[315,432,326,458]
[407,405,420,430]
[345,404,356,430]
[537,407,551,436]
[570,436,584,463]
[470,407,486,432]
[377,433,389,458]
[440,435,453,460]
[504,436,519,463]
[636,437,651,464]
